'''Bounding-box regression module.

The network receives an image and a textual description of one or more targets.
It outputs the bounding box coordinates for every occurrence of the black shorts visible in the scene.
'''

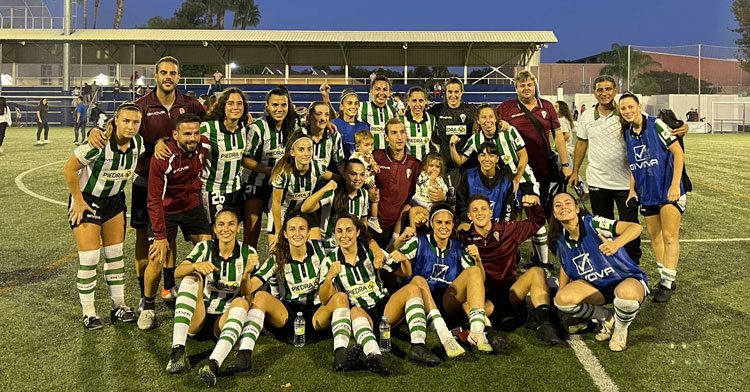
[640,194,687,217]
[148,205,212,242]
[130,183,149,229]
[266,301,329,344]
[68,192,126,229]
[363,295,390,337]
[244,183,273,209]
[189,312,222,342]
[485,280,518,319]
[201,189,244,224]
[595,279,649,305]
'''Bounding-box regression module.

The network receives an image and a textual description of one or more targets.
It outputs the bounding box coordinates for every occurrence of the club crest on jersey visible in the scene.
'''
[460,114,467,123]
[179,108,185,114]
[406,168,412,179]
[541,110,547,119]
[502,155,512,164]
[493,232,500,241]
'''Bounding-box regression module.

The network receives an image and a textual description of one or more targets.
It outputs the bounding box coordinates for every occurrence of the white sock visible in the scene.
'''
[238,308,265,351]
[405,297,427,344]
[102,243,125,307]
[533,226,549,265]
[661,267,677,289]
[331,308,352,350]
[77,249,100,317]
[554,300,612,322]
[427,308,452,344]
[210,306,247,366]
[613,297,640,330]
[469,308,486,335]
[172,278,199,348]
[352,316,380,356]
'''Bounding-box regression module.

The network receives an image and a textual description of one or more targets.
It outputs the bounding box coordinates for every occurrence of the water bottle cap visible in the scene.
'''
[381,316,387,321]
[297,312,303,316]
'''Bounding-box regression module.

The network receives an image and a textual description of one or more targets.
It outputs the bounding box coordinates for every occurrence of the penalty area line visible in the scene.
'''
[568,335,619,392]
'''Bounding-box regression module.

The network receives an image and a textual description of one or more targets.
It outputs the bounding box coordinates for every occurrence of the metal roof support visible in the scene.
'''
[464,43,473,84]
[272,42,288,84]
[0,43,3,94]
[403,43,408,84]
[338,42,348,83]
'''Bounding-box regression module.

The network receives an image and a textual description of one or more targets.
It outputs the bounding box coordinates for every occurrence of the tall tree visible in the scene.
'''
[113,0,124,29]
[231,0,260,30]
[732,0,750,72]
[92,0,99,29]
[598,43,661,92]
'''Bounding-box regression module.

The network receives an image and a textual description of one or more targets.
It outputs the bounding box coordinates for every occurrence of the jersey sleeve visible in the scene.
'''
[378,248,400,273]
[185,241,210,263]
[398,237,420,260]
[240,244,258,270]
[576,112,590,140]
[460,135,476,157]
[271,171,287,190]
[254,256,276,284]
[591,216,618,239]
[319,253,333,282]
[73,143,103,166]
[508,126,526,151]
[332,133,345,164]
[459,246,476,270]
[319,190,334,207]
[654,118,678,147]
[244,123,261,158]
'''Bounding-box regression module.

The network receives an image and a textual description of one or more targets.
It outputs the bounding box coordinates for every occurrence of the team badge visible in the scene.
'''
[179,108,185,114]
[493,232,500,241]
[406,168,412,179]
[541,110,547,119]
[460,114,467,123]
[502,155,512,164]
[634,145,647,161]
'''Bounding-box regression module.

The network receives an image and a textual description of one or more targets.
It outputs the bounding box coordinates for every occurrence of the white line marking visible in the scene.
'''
[568,335,619,392]
[14,160,67,207]
[641,238,750,243]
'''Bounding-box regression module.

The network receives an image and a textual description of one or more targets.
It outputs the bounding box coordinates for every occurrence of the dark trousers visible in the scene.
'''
[0,122,7,146]
[37,121,49,140]
[372,223,396,250]
[74,120,86,142]
[589,187,642,264]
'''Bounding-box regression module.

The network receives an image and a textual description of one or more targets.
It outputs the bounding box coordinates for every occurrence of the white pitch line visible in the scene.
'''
[641,238,750,243]
[14,160,68,207]
[568,335,619,392]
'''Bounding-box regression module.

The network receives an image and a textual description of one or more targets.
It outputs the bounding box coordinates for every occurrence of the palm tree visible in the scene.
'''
[113,0,124,29]
[231,0,260,30]
[599,43,661,91]
[92,0,99,28]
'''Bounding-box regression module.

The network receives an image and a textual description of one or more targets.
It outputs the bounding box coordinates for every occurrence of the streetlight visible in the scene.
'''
[230,62,237,70]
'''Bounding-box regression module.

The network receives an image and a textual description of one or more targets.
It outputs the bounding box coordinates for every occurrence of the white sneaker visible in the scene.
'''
[367,217,383,234]
[442,336,466,359]
[595,316,615,342]
[36,140,44,145]
[468,331,493,353]
[609,325,628,352]
[137,309,158,330]
[44,139,52,144]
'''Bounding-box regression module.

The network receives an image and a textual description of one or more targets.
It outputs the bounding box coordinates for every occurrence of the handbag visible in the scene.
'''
[658,109,692,192]
[518,101,564,183]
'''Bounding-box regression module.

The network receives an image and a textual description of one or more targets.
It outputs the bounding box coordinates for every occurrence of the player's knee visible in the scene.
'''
[405,281,423,297]
[662,231,679,245]
[229,297,250,310]
[465,265,482,280]
[252,291,272,307]
[410,276,429,289]
[350,306,367,319]
[553,288,578,307]
[330,292,349,308]
[485,300,495,316]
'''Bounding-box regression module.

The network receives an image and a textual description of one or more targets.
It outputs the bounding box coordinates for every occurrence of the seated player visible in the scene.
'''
[457,194,562,345]
[62,102,144,329]
[550,192,648,352]
[164,209,261,389]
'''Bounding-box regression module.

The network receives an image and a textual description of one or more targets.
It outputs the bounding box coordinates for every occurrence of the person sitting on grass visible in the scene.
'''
[549,192,648,352]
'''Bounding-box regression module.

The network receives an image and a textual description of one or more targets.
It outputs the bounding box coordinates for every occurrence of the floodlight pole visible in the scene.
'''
[627,45,631,92]
[698,44,702,119]
[0,43,3,94]
[63,0,72,91]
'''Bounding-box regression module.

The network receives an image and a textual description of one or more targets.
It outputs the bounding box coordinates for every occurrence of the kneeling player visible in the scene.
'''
[165,209,261,388]
[394,203,509,353]
[457,194,562,345]
[550,192,648,351]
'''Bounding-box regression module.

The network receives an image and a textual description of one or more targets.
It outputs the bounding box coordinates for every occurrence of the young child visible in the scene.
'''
[412,152,448,209]
[350,130,383,233]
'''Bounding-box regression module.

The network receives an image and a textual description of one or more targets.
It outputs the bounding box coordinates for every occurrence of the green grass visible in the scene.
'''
[1,127,749,391]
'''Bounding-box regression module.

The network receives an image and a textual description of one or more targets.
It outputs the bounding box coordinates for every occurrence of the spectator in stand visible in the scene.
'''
[580,104,587,114]
[36,98,51,145]
[0,97,10,154]
[73,96,87,145]
[213,70,224,92]
[113,79,121,99]
[91,81,100,103]
[83,83,92,104]
[130,71,140,91]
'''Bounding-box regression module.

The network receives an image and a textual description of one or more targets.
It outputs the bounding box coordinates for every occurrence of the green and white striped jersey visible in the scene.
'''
[271,160,328,218]
[185,240,259,314]
[255,240,327,306]
[359,101,398,150]
[244,116,304,187]
[200,120,253,194]
[319,245,399,309]
[318,187,369,249]
[461,126,538,186]
[304,129,345,170]
[400,112,437,161]
[73,134,144,197]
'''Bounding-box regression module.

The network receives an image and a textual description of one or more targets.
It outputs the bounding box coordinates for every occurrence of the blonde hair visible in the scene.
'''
[270,130,312,182]
[354,129,374,145]
[513,70,537,85]
[105,102,142,140]
[421,152,445,177]
[472,103,497,134]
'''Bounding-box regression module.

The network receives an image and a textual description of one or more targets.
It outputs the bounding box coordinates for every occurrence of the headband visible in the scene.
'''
[291,135,313,149]
[340,89,358,103]
[430,208,454,222]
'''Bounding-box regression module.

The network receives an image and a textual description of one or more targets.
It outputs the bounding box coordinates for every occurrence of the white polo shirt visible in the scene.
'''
[577,104,631,190]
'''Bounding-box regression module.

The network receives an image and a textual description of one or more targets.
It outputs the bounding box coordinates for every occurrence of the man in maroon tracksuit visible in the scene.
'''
[137,113,212,330]
[456,193,561,345]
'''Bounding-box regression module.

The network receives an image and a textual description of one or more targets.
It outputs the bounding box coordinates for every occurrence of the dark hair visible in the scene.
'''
[466,193,491,210]
[214,207,240,222]
[477,140,499,156]
[175,113,202,132]
[39,98,48,107]
[405,86,428,114]
[204,87,249,124]
[593,75,616,90]
[155,56,180,72]
[77,96,84,101]
[185,91,197,99]
[444,77,464,91]
[273,210,311,283]
[270,130,311,182]
[371,75,392,91]
[0,97,7,115]
[472,103,497,134]
[428,202,456,237]
[618,92,641,134]
[333,213,372,249]
[547,192,590,256]
[332,159,367,220]
[209,207,241,279]
[306,101,330,132]
[556,101,574,129]
[265,85,298,135]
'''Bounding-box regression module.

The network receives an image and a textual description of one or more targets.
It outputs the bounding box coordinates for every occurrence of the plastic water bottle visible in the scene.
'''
[293,312,305,347]
[379,316,391,352]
